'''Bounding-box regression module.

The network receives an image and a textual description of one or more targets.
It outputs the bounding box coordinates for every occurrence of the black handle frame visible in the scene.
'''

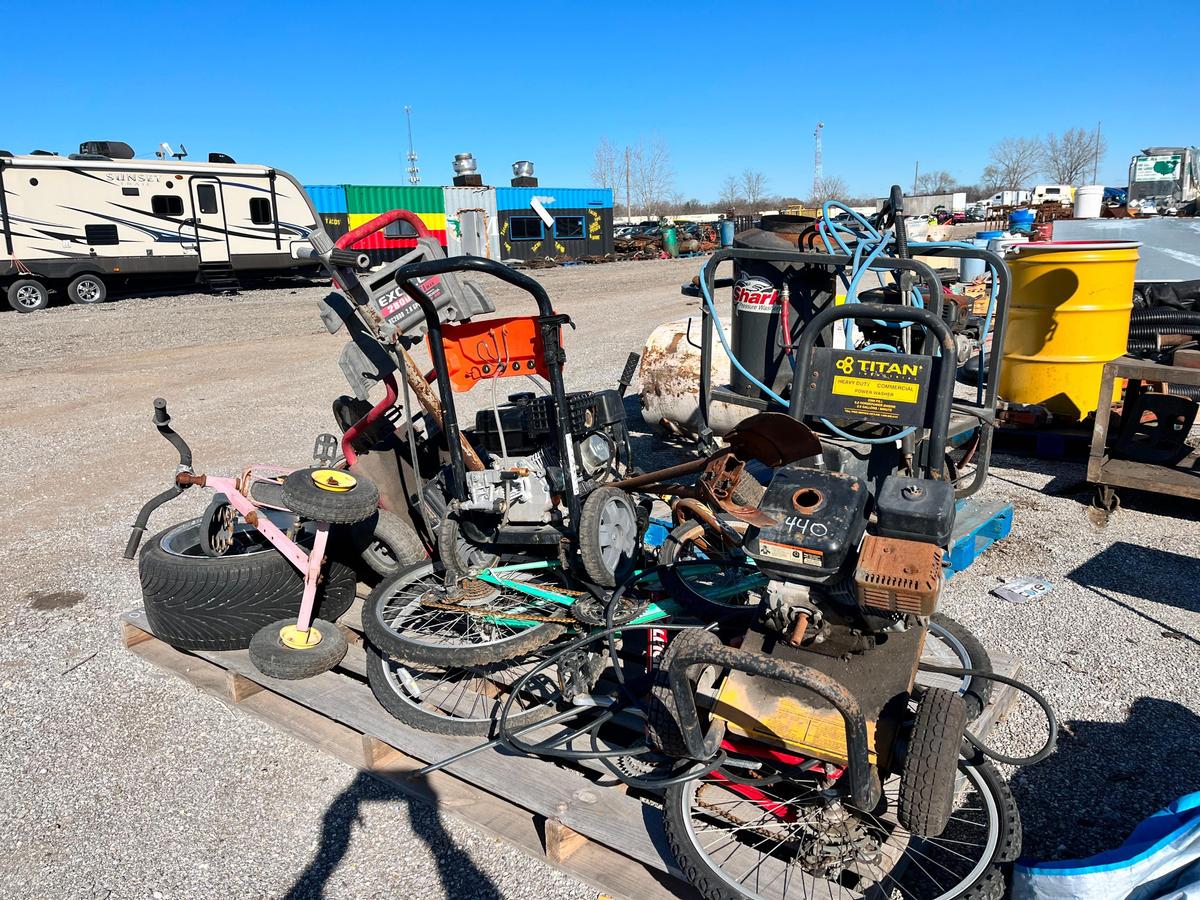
[666,629,879,810]
[124,399,196,559]
[696,244,1010,497]
[389,256,581,529]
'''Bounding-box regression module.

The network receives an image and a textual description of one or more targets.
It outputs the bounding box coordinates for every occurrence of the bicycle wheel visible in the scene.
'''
[663,756,1020,900]
[362,560,569,667]
[364,640,576,737]
[658,519,764,618]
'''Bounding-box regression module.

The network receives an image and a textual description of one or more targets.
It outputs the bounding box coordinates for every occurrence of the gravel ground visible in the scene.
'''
[1,258,1198,897]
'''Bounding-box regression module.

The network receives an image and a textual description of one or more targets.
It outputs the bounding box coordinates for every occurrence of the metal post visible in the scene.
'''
[624,146,632,223]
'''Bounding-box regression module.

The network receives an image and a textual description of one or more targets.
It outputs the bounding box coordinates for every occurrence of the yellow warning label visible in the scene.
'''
[832,375,920,403]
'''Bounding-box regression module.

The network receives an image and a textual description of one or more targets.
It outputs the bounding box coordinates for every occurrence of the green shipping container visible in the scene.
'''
[344,185,446,215]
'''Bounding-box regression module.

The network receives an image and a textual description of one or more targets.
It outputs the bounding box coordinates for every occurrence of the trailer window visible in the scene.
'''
[196,184,219,215]
[1046,187,1060,195]
[85,224,120,246]
[152,195,184,216]
[249,197,273,225]
[510,217,543,241]
[383,219,419,239]
[554,216,584,240]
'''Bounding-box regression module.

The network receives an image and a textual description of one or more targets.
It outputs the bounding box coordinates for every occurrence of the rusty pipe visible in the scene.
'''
[610,448,732,492]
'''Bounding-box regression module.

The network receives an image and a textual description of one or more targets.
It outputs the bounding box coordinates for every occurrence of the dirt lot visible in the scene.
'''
[1,258,1198,898]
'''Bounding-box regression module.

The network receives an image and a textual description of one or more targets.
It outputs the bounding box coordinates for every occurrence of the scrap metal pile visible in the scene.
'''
[124,191,1056,900]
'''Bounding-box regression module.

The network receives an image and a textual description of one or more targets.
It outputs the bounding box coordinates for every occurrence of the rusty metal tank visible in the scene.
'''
[730,215,835,401]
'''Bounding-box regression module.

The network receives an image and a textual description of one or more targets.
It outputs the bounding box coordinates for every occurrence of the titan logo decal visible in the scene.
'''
[836,355,921,377]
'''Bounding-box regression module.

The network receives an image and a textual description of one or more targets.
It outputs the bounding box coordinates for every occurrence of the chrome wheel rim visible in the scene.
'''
[15,285,43,308]
[75,279,102,302]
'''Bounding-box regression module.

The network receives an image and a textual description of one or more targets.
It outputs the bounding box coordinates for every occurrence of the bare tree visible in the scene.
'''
[629,136,674,218]
[590,137,621,194]
[915,170,957,194]
[741,169,768,211]
[987,138,1040,190]
[979,165,1005,192]
[718,176,742,212]
[808,175,849,207]
[1041,127,1107,185]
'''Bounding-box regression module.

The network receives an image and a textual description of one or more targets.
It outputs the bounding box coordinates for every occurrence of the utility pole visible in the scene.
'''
[1092,120,1102,183]
[625,145,632,223]
[813,122,824,197]
[404,105,420,185]
[913,161,919,195]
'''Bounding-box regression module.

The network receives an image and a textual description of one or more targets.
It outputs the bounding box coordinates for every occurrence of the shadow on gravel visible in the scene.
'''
[284,770,501,899]
[1011,697,1200,862]
[1068,543,1200,645]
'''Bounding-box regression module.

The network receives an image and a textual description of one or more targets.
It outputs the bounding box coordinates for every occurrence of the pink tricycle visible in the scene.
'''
[126,398,380,679]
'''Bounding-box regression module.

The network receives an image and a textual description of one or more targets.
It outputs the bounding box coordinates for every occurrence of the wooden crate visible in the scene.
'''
[120,606,1021,900]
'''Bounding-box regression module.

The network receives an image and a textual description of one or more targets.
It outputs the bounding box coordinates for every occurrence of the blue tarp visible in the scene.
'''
[1014,792,1200,899]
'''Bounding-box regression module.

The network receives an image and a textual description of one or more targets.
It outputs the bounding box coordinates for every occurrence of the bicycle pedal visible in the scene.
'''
[313,433,339,467]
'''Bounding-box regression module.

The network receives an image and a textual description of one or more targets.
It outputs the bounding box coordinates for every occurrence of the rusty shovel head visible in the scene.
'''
[725,412,822,468]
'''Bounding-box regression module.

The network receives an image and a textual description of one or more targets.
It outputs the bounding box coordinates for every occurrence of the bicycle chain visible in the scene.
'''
[416,598,578,625]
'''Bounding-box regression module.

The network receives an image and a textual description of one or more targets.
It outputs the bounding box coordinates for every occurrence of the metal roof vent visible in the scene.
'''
[452,152,482,187]
[511,160,537,187]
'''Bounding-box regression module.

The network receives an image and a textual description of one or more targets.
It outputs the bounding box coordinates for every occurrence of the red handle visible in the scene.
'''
[341,374,399,468]
[336,209,431,249]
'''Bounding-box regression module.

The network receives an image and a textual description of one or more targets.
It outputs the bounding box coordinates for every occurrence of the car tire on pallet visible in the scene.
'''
[138,518,355,651]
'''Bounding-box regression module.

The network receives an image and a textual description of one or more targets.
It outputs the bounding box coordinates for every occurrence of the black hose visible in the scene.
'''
[919,663,1058,767]
[1129,308,1200,330]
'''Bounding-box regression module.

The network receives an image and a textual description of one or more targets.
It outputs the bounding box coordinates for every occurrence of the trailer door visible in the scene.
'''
[459,209,487,257]
[189,178,230,263]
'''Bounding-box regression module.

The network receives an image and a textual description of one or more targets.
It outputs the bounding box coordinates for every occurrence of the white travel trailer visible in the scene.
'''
[0,141,322,311]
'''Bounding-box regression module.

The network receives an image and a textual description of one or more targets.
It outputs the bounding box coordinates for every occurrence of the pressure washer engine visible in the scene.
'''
[308,212,642,587]
[652,295,989,845]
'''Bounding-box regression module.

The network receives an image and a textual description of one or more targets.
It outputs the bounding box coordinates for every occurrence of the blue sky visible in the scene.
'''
[4,1,1196,199]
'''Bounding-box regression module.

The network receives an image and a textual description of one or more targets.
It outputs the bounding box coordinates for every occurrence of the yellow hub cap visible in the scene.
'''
[311,469,356,493]
[279,624,323,649]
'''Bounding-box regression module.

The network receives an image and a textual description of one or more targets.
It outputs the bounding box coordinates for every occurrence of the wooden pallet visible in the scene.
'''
[120,606,1021,900]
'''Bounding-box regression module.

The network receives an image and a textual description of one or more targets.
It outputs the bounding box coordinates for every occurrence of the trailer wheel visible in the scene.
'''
[67,274,107,305]
[7,279,50,312]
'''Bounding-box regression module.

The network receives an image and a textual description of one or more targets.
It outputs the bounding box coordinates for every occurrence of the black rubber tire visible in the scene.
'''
[644,629,725,758]
[139,518,355,651]
[929,612,994,720]
[280,467,379,525]
[350,508,427,580]
[436,514,499,577]
[7,279,49,312]
[248,618,347,680]
[363,642,564,737]
[663,757,1019,900]
[361,560,565,668]
[657,519,757,618]
[66,274,107,305]
[898,686,969,837]
[577,486,639,588]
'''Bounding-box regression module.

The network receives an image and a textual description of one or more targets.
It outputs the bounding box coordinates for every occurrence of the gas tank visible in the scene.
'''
[731,216,835,401]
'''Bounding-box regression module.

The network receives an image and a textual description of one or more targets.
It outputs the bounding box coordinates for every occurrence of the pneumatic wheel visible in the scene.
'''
[248,618,347,680]
[348,508,427,581]
[7,279,50,312]
[67,274,107,305]
[280,467,379,524]
[578,486,639,587]
[898,686,969,837]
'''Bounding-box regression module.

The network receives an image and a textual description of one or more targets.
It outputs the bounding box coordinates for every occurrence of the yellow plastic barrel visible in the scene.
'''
[999,241,1140,421]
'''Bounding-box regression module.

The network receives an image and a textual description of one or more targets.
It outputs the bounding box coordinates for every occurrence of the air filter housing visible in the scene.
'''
[853,534,942,615]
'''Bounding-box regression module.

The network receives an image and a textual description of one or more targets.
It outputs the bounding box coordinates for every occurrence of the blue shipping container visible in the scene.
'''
[494,187,612,212]
[305,184,348,214]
